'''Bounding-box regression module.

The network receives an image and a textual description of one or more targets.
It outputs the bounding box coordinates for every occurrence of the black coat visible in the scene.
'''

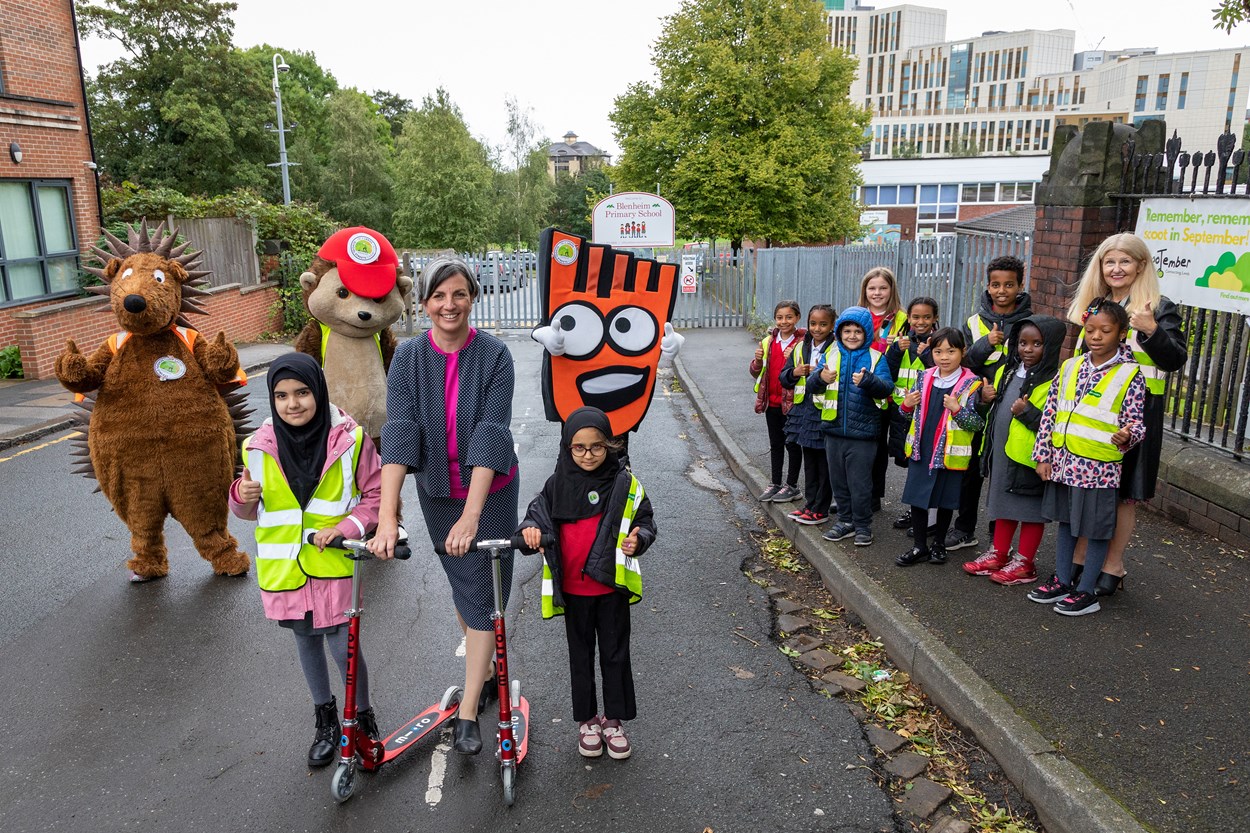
[963,290,1035,369]
[520,466,657,611]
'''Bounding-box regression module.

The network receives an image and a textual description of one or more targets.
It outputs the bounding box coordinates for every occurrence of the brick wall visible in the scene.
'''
[0,1,101,261]
[7,282,282,379]
[1027,204,1119,347]
[1151,481,1250,553]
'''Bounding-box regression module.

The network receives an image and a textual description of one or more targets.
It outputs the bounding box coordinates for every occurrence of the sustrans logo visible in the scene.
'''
[553,240,579,266]
[347,232,381,265]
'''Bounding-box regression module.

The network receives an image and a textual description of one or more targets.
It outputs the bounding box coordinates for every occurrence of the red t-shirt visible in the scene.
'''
[558,514,614,596]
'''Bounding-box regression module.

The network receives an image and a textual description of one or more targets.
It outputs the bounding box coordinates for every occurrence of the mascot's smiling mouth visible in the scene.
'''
[576,366,650,413]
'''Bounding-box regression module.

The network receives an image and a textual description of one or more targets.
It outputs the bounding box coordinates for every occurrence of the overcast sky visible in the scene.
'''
[77,1,1249,160]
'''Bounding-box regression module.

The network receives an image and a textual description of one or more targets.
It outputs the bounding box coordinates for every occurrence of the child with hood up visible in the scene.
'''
[808,306,894,547]
[962,315,1068,585]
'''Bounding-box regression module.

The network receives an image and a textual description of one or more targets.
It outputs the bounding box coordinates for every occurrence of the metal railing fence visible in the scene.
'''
[1114,128,1250,458]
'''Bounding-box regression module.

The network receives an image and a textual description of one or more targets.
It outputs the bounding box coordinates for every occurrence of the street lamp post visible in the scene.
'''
[270,53,291,205]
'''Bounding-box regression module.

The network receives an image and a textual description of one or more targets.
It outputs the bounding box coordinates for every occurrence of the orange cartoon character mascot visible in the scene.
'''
[56,220,252,583]
[532,227,684,437]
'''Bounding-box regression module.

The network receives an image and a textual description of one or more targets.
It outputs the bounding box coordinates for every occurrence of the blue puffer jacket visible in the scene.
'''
[809,306,894,440]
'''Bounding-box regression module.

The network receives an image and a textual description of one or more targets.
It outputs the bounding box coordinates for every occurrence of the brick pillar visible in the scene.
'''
[1030,120,1165,345]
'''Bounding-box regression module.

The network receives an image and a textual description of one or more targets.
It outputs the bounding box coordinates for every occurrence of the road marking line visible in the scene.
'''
[0,430,80,464]
[455,636,466,657]
[425,741,450,806]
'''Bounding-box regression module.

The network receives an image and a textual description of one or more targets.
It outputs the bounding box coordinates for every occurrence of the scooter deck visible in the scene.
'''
[512,696,530,763]
[376,701,459,766]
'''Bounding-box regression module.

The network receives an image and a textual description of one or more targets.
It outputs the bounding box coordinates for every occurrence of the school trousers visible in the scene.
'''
[562,591,636,723]
[825,434,877,533]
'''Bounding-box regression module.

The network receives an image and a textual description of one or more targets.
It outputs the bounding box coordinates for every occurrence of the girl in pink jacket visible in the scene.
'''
[229,353,382,768]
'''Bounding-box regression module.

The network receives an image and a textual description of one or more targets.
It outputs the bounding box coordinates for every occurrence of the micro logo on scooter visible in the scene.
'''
[501,739,513,752]
[340,735,349,747]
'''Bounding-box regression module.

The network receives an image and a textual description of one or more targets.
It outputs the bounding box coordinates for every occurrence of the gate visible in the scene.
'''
[1113,128,1250,457]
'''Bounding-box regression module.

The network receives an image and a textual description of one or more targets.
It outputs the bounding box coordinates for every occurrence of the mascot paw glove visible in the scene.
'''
[531,318,567,356]
[660,322,685,365]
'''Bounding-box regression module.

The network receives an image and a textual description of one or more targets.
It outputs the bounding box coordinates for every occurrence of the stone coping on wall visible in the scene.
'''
[9,280,279,320]
[1150,434,1250,552]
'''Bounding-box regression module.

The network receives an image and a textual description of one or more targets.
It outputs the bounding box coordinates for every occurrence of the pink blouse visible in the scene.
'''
[429,328,517,499]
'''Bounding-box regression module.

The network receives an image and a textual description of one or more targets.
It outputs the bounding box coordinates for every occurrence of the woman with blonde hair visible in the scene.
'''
[1066,233,1187,596]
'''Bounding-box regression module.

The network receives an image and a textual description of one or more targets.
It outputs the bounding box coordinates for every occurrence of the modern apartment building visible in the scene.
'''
[825,1,1250,159]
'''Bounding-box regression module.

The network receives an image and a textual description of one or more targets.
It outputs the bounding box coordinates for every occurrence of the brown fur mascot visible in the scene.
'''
[293,227,411,442]
[55,220,252,582]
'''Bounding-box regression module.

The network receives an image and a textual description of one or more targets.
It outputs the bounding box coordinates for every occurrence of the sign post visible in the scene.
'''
[592,192,676,247]
[680,254,698,294]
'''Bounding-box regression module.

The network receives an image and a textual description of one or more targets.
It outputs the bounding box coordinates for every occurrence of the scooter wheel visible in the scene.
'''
[501,764,516,807]
[440,685,463,711]
[331,762,356,803]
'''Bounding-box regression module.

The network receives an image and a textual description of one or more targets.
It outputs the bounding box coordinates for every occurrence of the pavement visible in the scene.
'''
[2,332,1246,833]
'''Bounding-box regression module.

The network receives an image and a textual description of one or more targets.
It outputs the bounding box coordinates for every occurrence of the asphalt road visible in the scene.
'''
[677,327,1250,833]
[0,334,895,832]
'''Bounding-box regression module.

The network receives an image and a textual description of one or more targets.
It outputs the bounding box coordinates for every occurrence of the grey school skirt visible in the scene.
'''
[415,476,519,631]
[1042,481,1118,540]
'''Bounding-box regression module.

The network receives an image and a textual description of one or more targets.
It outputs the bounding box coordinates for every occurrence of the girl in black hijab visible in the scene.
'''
[267,352,331,508]
[520,406,657,761]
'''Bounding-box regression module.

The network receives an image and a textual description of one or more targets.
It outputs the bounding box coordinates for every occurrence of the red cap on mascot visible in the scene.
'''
[318,227,399,299]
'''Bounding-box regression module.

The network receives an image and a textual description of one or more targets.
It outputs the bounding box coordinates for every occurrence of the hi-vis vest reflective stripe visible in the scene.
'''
[904,373,980,470]
[968,314,1006,366]
[753,334,772,393]
[792,341,808,403]
[878,309,907,343]
[318,322,383,365]
[891,349,927,406]
[818,349,887,422]
[1051,357,1139,462]
[541,474,645,619]
[1003,371,1054,468]
[1077,325,1165,395]
[73,328,249,402]
[245,426,364,592]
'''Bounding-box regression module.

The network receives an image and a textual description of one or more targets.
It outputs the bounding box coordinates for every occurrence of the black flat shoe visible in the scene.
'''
[1093,570,1125,597]
[895,547,929,567]
[478,674,499,712]
[1071,564,1084,585]
[928,546,948,565]
[452,717,482,755]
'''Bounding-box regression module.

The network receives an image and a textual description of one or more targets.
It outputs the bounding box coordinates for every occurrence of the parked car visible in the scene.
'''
[468,251,527,292]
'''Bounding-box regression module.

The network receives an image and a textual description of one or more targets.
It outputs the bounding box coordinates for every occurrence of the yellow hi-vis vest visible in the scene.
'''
[1077,324,1165,395]
[877,309,907,344]
[1050,357,1140,462]
[752,334,772,393]
[891,347,927,406]
[818,349,887,422]
[245,426,365,592]
[318,322,383,365]
[1001,370,1055,468]
[967,314,1007,367]
[904,371,981,470]
[541,474,646,619]
[791,341,808,403]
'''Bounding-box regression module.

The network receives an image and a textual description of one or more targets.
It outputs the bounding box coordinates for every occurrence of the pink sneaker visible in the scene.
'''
[602,719,631,760]
[578,718,603,758]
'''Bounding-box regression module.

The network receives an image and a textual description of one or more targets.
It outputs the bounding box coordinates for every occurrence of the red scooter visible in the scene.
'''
[433,534,548,806]
[317,532,547,806]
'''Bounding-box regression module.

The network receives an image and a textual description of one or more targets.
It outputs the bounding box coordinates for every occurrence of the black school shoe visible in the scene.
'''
[309,696,340,768]
[895,547,929,567]
[453,717,482,755]
[927,546,948,565]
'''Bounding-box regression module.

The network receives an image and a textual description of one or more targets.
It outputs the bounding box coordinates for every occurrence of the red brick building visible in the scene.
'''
[0,1,281,379]
[0,0,100,312]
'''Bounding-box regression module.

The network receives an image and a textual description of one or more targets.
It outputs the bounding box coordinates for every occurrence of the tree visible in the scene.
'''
[319,89,395,234]
[392,88,494,251]
[1214,1,1250,31]
[372,90,414,140]
[546,167,612,238]
[79,0,274,194]
[610,0,870,249]
[491,97,555,249]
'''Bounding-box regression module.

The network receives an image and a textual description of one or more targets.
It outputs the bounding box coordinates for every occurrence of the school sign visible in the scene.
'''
[1135,197,1250,315]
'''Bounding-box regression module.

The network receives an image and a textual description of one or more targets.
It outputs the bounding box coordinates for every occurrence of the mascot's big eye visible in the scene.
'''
[152,269,166,283]
[122,268,134,279]
[606,306,658,356]
[550,302,605,359]
[337,287,350,299]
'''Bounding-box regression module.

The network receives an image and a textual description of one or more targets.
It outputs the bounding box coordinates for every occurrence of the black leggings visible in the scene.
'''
[912,506,953,552]
[801,445,832,513]
[764,406,801,487]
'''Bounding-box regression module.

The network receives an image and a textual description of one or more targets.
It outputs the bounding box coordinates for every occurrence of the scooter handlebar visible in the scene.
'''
[433,533,555,556]
[306,532,411,560]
